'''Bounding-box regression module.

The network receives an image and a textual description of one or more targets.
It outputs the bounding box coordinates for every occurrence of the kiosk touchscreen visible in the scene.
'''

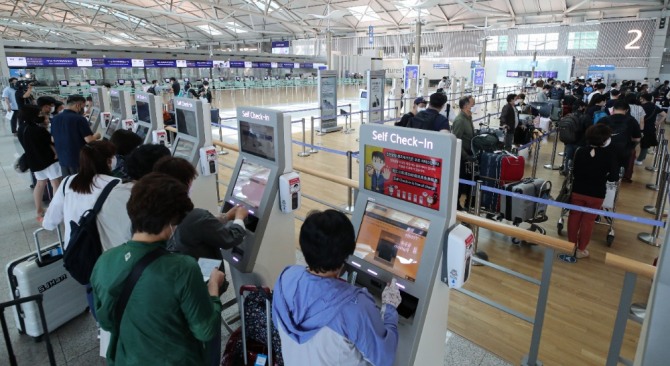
[89,86,110,134]
[103,89,132,140]
[170,97,218,214]
[134,92,164,144]
[343,124,462,366]
[221,107,296,294]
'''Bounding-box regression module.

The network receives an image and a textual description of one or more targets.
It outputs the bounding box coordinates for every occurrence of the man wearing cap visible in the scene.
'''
[396,97,427,127]
[51,95,101,175]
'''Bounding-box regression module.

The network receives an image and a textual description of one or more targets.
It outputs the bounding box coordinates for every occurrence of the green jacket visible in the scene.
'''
[91,240,222,366]
[451,111,475,159]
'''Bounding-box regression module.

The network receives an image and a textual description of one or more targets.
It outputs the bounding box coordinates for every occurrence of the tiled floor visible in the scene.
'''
[0,109,510,365]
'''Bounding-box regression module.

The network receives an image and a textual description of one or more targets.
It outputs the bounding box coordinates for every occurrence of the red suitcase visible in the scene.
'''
[499,154,525,184]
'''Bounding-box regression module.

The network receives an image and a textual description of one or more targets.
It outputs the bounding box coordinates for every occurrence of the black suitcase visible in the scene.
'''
[500,178,552,224]
[0,294,57,366]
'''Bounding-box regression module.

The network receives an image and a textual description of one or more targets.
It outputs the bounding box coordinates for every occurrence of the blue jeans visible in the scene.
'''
[563,144,578,173]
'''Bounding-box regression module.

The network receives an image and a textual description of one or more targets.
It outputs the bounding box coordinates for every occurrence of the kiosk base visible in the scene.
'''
[316,126,343,134]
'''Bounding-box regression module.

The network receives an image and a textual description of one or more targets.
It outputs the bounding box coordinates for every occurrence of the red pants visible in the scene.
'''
[568,193,604,251]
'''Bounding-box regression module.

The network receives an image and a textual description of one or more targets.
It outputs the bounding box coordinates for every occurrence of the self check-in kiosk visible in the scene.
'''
[89,86,110,134]
[103,89,133,140]
[220,107,296,295]
[343,124,473,365]
[170,97,218,214]
[134,92,164,144]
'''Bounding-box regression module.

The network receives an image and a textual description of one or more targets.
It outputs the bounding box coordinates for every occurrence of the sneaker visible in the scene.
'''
[576,249,590,259]
[635,160,643,166]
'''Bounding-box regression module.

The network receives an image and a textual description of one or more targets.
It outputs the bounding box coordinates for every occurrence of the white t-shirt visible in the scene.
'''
[43,174,120,249]
[98,182,133,250]
[587,90,602,104]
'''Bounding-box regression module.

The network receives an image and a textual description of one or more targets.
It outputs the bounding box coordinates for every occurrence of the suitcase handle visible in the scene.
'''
[33,226,63,264]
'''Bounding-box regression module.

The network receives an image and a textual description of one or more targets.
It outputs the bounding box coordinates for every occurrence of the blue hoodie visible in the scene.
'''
[272,265,399,366]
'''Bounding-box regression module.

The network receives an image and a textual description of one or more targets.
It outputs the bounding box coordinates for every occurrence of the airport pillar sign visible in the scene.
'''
[317,70,340,132]
[474,67,485,87]
[369,25,374,45]
[404,65,420,94]
[366,70,385,124]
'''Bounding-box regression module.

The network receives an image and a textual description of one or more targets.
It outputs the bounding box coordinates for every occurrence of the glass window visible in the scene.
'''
[516,33,559,51]
[488,35,508,52]
[568,31,599,50]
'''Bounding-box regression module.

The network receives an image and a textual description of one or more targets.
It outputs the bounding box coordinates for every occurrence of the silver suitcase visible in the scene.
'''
[5,228,88,339]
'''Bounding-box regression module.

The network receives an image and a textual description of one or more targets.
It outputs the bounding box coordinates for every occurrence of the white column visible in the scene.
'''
[645,16,669,79]
[0,40,10,81]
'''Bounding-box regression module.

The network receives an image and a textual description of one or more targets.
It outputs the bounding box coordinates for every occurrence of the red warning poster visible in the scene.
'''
[363,145,443,210]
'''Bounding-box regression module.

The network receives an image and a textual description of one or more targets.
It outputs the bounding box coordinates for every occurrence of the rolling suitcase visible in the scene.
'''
[500,178,552,224]
[478,152,525,212]
[5,228,88,340]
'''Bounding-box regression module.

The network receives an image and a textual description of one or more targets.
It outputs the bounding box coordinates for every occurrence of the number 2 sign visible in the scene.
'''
[625,30,642,50]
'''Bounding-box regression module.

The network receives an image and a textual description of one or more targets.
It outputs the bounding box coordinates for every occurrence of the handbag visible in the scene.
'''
[13,154,29,173]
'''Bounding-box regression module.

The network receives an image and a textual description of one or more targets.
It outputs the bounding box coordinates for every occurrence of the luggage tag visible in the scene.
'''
[254,354,267,366]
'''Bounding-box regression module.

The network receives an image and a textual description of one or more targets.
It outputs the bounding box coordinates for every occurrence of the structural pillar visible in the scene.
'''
[414,21,421,65]
[643,14,669,79]
[326,32,333,69]
[0,40,10,81]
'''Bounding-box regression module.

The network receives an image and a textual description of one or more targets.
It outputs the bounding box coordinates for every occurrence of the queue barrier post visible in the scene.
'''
[531,137,541,179]
[543,122,561,170]
[298,118,310,157]
[471,181,488,262]
[309,117,318,154]
[342,151,355,212]
[638,169,669,246]
[646,140,668,191]
[646,128,665,172]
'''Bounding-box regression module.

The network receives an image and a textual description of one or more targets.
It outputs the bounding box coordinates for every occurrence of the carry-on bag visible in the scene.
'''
[478,152,525,212]
[1,294,57,365]
[221,286,283,366]
[5,228,88,339]
[500,178,552,224]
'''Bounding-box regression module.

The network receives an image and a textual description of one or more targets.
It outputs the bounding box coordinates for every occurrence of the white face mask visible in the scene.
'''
[109,156,117,170]
[50,106,55,113]
[372,161,384,171]
[417,107,426,113]
[514,100,520,105]
[603,137,611,148]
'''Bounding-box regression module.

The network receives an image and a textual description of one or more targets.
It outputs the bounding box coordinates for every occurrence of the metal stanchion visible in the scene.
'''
[360,110,364,125]
[531,137,541,178]
[543,122,561,170]
[646,130,665,172]
[646,143,668,190]
[297,118,310,157]
[471,181,488,262]
[638,170,669,246]
[342,151,355,212]
[308,117,318,154]
[644,150,669,214]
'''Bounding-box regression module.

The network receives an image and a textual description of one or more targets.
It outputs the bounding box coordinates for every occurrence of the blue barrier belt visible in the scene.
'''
[458,179,665,228]
[518,129,555,151]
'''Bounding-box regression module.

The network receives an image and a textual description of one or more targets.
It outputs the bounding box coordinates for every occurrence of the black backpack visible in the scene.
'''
[599,116,631,152]
[63,177,120,285]
[558,113,580,144]
[408,110,439,130]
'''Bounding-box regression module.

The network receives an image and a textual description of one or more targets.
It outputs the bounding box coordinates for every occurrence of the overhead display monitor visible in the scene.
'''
[231,160,271,210]
[176,108,198,137]
[164,78,170,83]
[172,138,195,160]
[184,77,190,82]
[363,145,443,210]
[140,78,147,84]
[110,95,122,115]
[353,201,430,283]
[136,101,151,124]
[118,79,125,85]
[89,80,96,86]
[219,77,225,82]
[59,80,68,86]
[240,121,275,162]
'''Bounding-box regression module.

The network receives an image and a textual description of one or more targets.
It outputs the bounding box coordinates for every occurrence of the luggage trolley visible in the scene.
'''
[557,167,624,246]
[500,178,552,245]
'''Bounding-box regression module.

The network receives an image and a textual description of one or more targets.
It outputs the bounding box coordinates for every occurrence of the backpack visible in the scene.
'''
[584,86,593,94]
[558,114,580,144]
[599,117,631,152]
[62,177,120,285]
[147,86,156,95]
[593,110,607,124]
[407,110,439,130]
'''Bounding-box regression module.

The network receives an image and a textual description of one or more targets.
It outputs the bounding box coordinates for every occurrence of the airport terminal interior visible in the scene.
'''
[1,0,670,365]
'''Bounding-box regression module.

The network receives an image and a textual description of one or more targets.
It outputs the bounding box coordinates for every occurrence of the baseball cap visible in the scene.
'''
[414,97,427,105]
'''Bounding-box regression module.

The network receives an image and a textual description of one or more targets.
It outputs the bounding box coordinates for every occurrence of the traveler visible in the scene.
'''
[585,94,608,124]
[637,93,667,165]
[624,94,645,126]
[98,144,171,250]
[51,95,101,175]
[587,83,606,104]
[604,83,618,100]
[3,78,19,135]
[42,140,121,317]
[91,172,225,365]
[549,83,564,118]
[536,85,550,103]
[561,100,590,175]
[147,80,159,95]
[199,80,213,103]
[273,210,401,366]
[452,96,475,210]
[407,92,450,132]
[568,124,620,259]
[170,77,181,96]
[437,76,448,90]
[18,104,61,221]
[396,97,426,127]
[109,129,143,181]
[605,89,620,109]
[500,93,519,150]
[597,101,641,177]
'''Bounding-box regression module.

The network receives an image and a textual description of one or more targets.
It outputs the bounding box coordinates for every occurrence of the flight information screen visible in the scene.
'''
[353,201,430,282]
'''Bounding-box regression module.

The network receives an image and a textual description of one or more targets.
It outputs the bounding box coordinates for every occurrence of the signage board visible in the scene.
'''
[403,65,419,93]
[366,70,385,125]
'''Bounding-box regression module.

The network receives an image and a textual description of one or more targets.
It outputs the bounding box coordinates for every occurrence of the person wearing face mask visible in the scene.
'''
[500,94,519,150]
[50,95,101,175]
[452,96,476,210]
[567,124,620,259]
[199,80,213,104]
[597,100,642,183]
[396,97,426,127]
[42,140,121,320]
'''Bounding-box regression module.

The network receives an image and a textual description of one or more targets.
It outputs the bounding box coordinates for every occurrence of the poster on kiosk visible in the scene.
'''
[220,107,297,296]
[343,123,473,365]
